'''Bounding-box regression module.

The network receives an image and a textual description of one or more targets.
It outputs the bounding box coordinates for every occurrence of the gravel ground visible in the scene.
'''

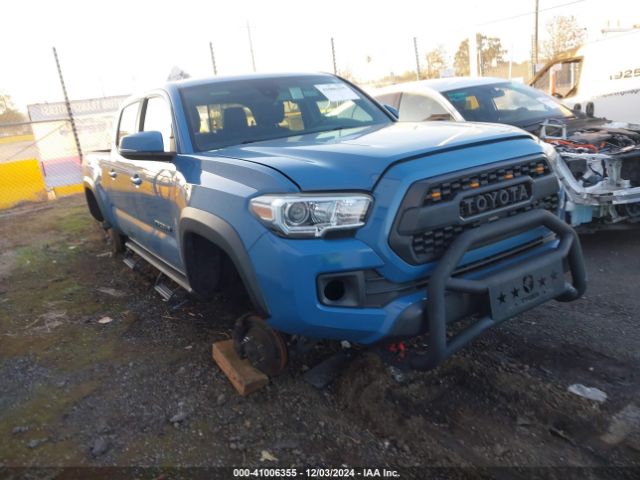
[0,196,638,473]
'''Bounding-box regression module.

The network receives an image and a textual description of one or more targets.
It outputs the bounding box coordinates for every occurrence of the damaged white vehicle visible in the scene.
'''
[373,77,640,229]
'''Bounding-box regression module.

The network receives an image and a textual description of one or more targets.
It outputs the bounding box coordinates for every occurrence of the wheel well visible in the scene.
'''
[84,188,104,222]
[183,232,248,302]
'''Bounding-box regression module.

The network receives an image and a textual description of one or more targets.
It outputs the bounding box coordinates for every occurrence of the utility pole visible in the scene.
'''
[413,37,421,80]
[331,37,337,75]
[534,0,540,68]
[209,42,218,75]
[469,32,478,78]
[52,47,83,163]
[508,42,513,79]
[245,21,257,72]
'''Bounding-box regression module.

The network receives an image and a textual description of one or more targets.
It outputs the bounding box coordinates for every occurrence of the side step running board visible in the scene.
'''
[124,241,192,293]
[123,255,138,270]
[154,281,176,301]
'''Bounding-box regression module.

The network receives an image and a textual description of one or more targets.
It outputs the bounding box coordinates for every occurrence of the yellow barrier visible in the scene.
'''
[0,134,35,145]
[0,159,48,209]
[53,184,84,198]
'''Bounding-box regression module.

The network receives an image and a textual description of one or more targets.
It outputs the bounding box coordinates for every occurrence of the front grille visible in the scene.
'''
[389,155,559,266]
[411,193,559,262]
[423,158,551,206]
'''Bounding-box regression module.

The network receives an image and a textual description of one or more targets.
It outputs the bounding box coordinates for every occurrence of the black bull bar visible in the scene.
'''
[410,209,587,370]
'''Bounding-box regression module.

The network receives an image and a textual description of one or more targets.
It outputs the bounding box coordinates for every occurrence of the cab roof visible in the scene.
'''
[163,72,338,92]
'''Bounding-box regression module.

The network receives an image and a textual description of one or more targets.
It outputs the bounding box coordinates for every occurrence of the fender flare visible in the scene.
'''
[83,176,96,192]
[82,177,108,224]
[179,207,269,317]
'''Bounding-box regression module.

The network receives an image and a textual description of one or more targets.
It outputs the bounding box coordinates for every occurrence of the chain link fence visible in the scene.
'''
[0,96,126,209]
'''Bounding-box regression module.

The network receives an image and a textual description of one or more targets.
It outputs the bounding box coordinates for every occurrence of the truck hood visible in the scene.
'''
[201,122,535,191]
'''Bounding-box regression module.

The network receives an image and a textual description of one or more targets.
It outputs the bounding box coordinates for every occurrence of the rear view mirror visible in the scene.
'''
[119,131,174,160]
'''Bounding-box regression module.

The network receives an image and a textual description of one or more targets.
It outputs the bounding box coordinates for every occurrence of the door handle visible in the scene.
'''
[108,169,117,179]
[130,175,142,186]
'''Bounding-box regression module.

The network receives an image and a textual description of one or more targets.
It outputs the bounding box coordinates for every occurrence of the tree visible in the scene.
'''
[541,15,586,60]
[454,40,470,76]
[454,34,507,76]
[0,93,27,125]
[424,46,448,79]
[167,66,191,81]
[338,66,355,82]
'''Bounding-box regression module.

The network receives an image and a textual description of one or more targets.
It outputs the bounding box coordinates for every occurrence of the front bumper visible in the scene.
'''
[248,210,586,360]
[410,208,586,370]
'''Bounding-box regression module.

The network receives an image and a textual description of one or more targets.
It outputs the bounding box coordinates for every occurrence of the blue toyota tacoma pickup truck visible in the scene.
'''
[83,73,586,374]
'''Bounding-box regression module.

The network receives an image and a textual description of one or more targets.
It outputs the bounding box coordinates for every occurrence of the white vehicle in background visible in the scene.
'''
[372,77,640,230]
[530,30,640,123]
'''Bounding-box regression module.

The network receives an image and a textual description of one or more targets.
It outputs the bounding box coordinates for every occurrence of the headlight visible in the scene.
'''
[250,193,373,238]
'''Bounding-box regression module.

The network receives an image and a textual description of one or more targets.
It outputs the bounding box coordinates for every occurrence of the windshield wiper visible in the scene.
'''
[303,124,363,136]
[231,125,365,147]
[239,132,302,145]
[326,125,356,131]
[519,116,574,131]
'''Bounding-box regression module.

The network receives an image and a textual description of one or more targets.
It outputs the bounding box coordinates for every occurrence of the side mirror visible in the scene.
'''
[383,104,399,119]
[119,131,173,160]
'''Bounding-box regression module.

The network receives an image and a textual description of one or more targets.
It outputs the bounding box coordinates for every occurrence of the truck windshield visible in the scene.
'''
[180,75,391,151]
[442,82,575,128]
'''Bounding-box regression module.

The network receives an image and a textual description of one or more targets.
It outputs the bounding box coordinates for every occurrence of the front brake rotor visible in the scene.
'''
[233,314,287,377]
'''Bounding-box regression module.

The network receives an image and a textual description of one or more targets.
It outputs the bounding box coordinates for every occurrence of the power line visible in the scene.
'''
[477,0,587,26]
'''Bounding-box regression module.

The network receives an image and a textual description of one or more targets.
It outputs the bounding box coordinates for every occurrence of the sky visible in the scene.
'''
[2,0,639,110]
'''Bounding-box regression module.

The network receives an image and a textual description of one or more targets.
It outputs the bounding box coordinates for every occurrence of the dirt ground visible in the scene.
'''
[0,196,639,473]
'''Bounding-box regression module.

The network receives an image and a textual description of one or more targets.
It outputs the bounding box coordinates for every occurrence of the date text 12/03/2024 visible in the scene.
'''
[233,468,400,478]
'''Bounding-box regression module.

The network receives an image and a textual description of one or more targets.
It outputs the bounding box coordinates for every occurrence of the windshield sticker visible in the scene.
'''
[314,83,359,102]
[289,87,304,100]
